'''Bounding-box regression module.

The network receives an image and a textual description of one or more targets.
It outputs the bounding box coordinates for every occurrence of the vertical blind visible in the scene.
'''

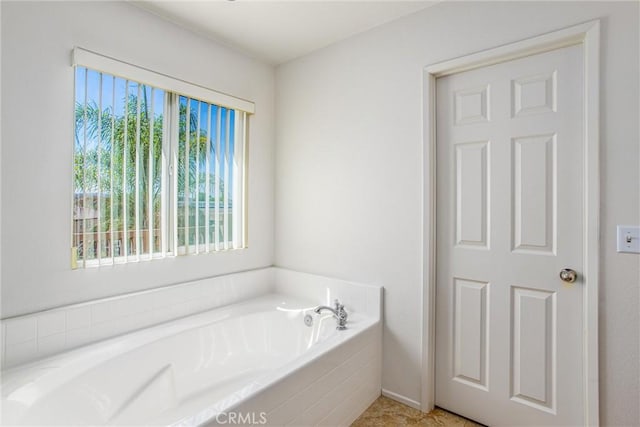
[73,62,248,268]
[175,95,246,255]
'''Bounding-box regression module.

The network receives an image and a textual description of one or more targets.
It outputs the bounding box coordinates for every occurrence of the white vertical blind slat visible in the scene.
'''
[148,88,155,259]
[160,92,170,258]
[205,104,211,253]
[195,101,201,254]
[82,69,88,268]
[214,107,221,251]
[97,72,103,264]
[110,75,116,262]
[232,111,244,249]
[223,110,230,249]
[242,112,248,247]
[122,80,129,262]
[171,94,179,256]
[184,99,190,252]
[135,84,142,260]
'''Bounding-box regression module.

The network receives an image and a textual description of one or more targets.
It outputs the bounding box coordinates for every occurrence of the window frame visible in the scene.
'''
[71,48,252,268]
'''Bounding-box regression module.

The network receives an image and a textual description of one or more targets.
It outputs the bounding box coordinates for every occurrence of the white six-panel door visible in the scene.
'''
[435,44,584,426]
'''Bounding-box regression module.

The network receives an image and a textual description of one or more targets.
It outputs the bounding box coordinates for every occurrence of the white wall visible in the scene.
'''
[275,2,639,425]
[1,1,275,317]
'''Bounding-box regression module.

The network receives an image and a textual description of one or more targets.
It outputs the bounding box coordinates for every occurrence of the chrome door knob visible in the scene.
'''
[559,268,578,283]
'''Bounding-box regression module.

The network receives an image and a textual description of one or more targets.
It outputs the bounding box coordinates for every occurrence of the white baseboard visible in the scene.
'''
[381,388,422,411]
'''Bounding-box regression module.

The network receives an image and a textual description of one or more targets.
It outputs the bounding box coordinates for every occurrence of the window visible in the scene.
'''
[72,48,251,267]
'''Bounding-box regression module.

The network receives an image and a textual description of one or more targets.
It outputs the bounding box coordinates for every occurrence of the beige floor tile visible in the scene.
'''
[351,396,483,427]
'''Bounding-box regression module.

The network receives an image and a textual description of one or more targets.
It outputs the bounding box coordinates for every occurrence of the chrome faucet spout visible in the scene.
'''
[314,306,338,316]
[314,299,348,330]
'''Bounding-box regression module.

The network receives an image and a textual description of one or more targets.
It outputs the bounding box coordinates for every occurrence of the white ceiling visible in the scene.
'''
[134,1,438,65]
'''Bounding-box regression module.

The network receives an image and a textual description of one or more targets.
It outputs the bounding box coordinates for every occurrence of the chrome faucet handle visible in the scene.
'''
[334,299,348,330]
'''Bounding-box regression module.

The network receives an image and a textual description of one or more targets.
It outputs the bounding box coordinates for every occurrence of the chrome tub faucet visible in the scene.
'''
[314,299,348,330]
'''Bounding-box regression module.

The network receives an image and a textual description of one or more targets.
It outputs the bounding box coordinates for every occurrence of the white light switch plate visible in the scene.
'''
[617,225,640,253]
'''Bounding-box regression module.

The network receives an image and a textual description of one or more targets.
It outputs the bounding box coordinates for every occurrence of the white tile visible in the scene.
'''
[188,298,207,314]
[37,311,66,338]
[198,293,221,313]
[182,283,201,301]
[91,321,117,341]
[252,364,330,413]
[38,332,66,356]
[0,324,6,366]
[120,311,155,332]
[1,323,6,348]
[66,327,92,349]
[153,306,173,324]
[264,401,296,426]
[4,339,37,367]
[301,364,367,426]
[201,277,225,298]
[317,375,377,427]
[366,289,380,319]
[231,270,254,290]
[118,293,154,317]
[152,288,175,309]
[288,341,374,425]
[91,300,119,324]
[110,317,131,336]
[5,317,37,344]
[66,306,91,330]
[164,285,191,305]
[166,301,192,319]
[136,311,158,329]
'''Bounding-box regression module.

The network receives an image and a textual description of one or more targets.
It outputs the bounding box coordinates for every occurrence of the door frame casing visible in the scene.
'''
[421,20,600,425]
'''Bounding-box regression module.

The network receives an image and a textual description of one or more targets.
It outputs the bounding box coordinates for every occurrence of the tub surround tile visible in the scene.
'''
[152,287,179,309]
[4,317,37,344]
[118,293,154,317]
[0,325,5,369]
[65,326,91,349]
[4,340,37,367]
[235,317,383,427]
[181,282,201,301]
[91,320,118,342]
[0,267,276,369]
[351,395,483,427]
[0,267,380,373]
[91,300,119,325]
[37,311,66,338]
[251,324,373,414]
[165,301,193,320]
[334,385,380,426]
[38,332,66,355]
[273,268,383,320]
[303,340,376,407]
[315,358,379,426]
[299,364,363,425]
[66,307,91,330]
[159,283,194,307]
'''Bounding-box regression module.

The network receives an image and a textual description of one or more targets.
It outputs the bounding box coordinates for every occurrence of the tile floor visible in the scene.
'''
[351,395,483,426]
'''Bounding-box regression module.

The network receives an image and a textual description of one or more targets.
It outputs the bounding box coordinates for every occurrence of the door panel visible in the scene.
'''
[512,134,556,254]
[435,44,584,426]
[511,286,556,412]
[455,141,489,248]
[453,278,489,390]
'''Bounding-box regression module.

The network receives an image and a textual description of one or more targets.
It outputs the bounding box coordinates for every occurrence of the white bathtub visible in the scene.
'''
[1,292,381,426]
